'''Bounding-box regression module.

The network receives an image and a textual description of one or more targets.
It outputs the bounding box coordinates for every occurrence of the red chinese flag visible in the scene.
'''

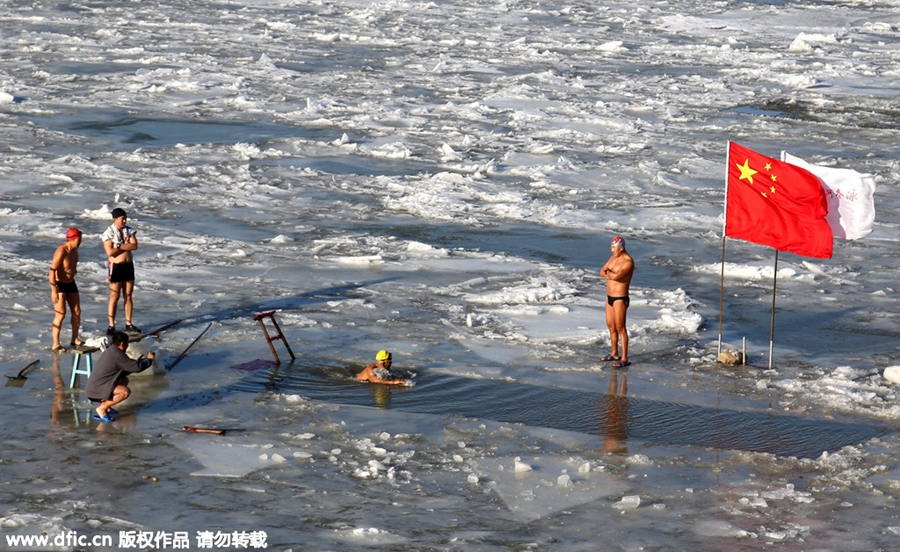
[725,142,833,259]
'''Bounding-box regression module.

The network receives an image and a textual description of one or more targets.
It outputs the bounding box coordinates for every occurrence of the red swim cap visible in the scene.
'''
[66,227,82,241]
[611,236,625,248]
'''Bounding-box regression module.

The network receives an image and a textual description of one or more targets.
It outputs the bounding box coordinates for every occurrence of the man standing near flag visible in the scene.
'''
[600,236,635,368]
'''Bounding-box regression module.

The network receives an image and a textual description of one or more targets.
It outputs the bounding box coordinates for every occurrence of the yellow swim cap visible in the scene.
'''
[376,350,392,361]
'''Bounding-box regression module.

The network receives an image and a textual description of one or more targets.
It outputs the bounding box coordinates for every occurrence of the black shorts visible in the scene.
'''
[108,261,135,283]
[56,280,78,294]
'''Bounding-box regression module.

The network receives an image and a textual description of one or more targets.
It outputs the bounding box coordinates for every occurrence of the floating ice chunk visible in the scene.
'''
[578,462,590,475]
[233,142,263,159]
[293,451,312,459]
[335,255,383,265]
[748,498,768,508]
[271,453,286,463]
[270,234,294,244]
[761,488,790,500]
[0,91,14,103]
[368,460,386,472]
[353,527,383,535]
[513,458,533,473]
[598,40,625,52]
[613,495,640,509]
[625,454,652,466]
[789,32,839,53]
[440,143,461,161]
[379,432,391,440]
[453,455,464,462]
[884,366,900,384]
[467,474,479,484]
[695,520,753,538]
[310,33,341,42]
[259,453,268,460]
[0,513,43,528]
[557,474,571,487]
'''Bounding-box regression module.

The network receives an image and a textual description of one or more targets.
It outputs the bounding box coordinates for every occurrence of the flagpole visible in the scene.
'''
[719,141,732,357]
[719,236,726,356]
[768,250,778,369]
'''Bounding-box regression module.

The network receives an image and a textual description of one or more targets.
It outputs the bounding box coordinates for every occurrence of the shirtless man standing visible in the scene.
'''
[49,227,83,353]
[599,236,635,367]
[102,208,140,335]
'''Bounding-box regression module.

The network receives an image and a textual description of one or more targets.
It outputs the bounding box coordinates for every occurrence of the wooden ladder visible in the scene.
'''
[252,311,295,363]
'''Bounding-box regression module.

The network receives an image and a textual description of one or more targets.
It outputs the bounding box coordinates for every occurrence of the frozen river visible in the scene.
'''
[2,0,900,549]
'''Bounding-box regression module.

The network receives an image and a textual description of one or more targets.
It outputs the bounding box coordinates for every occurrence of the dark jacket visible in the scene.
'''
[85,345,153,401]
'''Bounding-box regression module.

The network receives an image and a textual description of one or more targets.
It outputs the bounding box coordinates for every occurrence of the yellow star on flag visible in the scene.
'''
[736,159,757,185]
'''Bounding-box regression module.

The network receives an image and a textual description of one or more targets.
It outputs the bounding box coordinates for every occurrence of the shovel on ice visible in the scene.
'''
[5,359,40,387]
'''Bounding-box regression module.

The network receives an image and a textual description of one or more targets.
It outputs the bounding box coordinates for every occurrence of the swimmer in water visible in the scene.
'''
[357,350,414,386]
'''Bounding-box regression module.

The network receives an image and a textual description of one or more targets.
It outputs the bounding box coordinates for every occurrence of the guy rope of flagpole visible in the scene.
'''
[718,141,732,357]
[768,250,778,370]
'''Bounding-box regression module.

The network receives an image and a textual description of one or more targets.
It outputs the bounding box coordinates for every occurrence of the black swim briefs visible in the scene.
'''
[108,261,135,283]
[55,280,78,294]
[607,295,630,307]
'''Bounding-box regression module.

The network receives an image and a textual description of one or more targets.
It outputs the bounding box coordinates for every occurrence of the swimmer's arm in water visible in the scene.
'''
[356,365,411,385]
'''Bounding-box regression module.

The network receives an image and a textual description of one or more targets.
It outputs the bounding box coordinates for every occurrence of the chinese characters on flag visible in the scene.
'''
[725,142,833,259]
[782,151,876,240]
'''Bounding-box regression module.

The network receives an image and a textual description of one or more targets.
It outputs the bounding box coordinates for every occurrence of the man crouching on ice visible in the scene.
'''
[85,331,155,422]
